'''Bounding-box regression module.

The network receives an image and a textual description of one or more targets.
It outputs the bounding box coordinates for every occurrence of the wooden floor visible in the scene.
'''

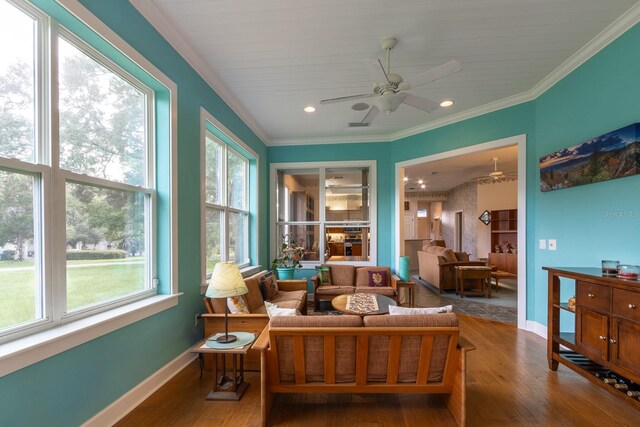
[116,311,640,427]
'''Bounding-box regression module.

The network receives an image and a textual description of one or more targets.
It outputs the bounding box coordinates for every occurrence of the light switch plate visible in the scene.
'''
[548,239,557,251]
[539,239,546,250]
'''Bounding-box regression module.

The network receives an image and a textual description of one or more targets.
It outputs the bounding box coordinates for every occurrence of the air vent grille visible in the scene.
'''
[348,122,370,127]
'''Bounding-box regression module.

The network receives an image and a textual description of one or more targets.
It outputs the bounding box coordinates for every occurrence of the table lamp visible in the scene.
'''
[206,262,248,343]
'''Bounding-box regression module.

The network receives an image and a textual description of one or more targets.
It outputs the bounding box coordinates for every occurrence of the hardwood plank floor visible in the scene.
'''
[116,312,640,426]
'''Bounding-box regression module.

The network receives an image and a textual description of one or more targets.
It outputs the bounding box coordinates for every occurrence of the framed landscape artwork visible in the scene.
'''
[540,123,640,192]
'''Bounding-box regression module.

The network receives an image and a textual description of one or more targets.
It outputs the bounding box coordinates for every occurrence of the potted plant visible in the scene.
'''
[271,233,305,280]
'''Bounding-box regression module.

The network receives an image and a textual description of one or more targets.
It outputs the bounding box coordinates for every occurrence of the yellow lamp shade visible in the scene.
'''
[206,262,248,298]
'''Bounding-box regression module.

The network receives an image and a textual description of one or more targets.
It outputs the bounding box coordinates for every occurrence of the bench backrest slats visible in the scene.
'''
[293,336,306,384]
[416,335,435,384]
[324,336,336,384]
[356,335,369,386]
[267,326,459,390]
[386,335,402,384]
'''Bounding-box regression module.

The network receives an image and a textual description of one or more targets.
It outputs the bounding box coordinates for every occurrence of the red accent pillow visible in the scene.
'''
[367,270,388,287]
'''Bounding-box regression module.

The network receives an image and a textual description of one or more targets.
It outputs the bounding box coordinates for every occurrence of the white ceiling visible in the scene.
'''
[131,0,640,146]
[404,145,518,192]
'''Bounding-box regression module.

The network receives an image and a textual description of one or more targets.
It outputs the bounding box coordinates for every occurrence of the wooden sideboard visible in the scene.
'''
[488,252,517,275]
[545,267,640,409]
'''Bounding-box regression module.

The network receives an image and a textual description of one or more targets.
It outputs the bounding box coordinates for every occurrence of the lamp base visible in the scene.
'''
[215,334,237,343]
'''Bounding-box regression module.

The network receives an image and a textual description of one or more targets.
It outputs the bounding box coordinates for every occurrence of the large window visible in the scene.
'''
[203,132,250,273]
[0,0,156,340]
[271,162,376,266]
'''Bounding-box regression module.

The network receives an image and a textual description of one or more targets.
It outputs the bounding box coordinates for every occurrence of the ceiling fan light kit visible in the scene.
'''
[319,36,461,125]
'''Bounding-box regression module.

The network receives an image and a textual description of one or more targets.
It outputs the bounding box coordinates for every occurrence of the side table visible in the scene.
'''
[192,332,255,400]
[396,280,415,307]
[455,266,492,298]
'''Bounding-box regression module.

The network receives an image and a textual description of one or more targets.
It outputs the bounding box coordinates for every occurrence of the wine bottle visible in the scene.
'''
[614,383,629,390]
[627,390,640,397]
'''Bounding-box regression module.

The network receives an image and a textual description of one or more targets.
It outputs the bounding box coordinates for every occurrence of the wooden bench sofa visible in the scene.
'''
[253,313,475,426]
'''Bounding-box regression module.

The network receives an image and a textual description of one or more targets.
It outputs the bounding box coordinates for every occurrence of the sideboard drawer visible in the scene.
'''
[612,288,640,322]
[577,282,611,312]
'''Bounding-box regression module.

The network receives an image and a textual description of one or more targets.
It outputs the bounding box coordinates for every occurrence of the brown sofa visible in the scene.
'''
[311,264,399,310]
[253,312,475,426]
[202,269,308,370]
[418,245,486,293]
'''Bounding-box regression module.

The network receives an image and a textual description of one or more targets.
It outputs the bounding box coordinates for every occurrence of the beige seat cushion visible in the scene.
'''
[327,264,356,286]
[363,313,458,383]
[271,290,307,312]
[270,315,362,383]
[315,285,356,295]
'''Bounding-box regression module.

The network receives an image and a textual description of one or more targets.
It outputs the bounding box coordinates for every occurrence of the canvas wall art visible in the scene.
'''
[540,123,640,192]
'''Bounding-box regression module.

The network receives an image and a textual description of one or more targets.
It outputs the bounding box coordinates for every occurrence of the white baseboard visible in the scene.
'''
[525,320,547,339]
[82,349,197,427]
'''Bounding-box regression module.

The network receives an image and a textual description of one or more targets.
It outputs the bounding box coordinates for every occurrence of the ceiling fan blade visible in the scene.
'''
[320,93,373,105]
[362,106,379,124]
[362,58,389,85]
[403,94,439,113]
[405,59,461,89]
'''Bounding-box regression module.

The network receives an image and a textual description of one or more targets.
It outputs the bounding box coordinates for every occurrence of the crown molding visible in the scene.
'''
[268,134,392,146]
[528,1,640,99]
[129,0,271,146]
[131,0,640,147]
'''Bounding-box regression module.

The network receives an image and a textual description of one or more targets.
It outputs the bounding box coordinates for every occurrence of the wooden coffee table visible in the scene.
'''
[331,293,396,315]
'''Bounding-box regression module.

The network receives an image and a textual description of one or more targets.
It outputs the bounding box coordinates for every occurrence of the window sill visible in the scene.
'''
[0,293,181,377]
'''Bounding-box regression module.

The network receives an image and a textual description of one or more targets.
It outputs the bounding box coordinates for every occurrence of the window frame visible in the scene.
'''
[0,0,176,348]
[270,160,377,267]
[200,108,257,289]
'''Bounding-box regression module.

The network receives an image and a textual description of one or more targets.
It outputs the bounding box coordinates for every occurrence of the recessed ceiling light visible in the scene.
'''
[440,100,454,108]
[418,179,424,184]
[403,177,408,182]
[352,102,370,111]
[304,105,316,113]
[421,184,426,189]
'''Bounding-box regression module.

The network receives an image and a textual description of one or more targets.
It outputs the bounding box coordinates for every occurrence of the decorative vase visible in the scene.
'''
[276,267,295,280]
[398,256,411,281]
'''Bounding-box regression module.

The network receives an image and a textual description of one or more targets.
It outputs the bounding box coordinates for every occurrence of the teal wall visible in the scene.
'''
[0,1,268,426]
[2,0,640,424]
[531,22,640,324]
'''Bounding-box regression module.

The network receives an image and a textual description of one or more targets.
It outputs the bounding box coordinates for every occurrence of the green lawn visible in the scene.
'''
[0,259,145,329]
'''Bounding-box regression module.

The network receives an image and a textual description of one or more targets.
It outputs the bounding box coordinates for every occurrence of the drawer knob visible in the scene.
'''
[610,338,617,344]
[587,293,595,298]
[629,304,637,309]
[598,335,607,341]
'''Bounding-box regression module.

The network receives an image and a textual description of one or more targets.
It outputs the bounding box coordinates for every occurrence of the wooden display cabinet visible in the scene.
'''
[545,267,640,410]
[489,209,517,274]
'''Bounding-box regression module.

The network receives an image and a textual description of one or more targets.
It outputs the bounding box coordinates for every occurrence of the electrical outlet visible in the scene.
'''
[194,313,200,327]
[539,239,546,250]
[548,239,557,251]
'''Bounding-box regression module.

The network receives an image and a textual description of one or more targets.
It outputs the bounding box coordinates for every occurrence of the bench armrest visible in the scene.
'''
[439,261,487,268]
[252,326,270,352]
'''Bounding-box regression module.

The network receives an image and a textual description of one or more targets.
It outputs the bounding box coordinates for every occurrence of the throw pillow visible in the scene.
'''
[389,305,453,315]
[259,272,279,301]
[315,265,332,285]
[227,295,250,314]
[264,301,300,318]
[367,270,388,287]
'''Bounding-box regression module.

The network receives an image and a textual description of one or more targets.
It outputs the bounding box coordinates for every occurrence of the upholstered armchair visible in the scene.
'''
[418,246,486,293]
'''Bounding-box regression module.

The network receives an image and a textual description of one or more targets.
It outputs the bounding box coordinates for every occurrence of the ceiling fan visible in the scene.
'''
[319,37,461,125]
[489,157,504,180]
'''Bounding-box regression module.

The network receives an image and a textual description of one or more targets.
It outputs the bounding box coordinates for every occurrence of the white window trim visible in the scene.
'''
[0,0,179,377]
[270,160,377,267]
[200,108,259,289]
